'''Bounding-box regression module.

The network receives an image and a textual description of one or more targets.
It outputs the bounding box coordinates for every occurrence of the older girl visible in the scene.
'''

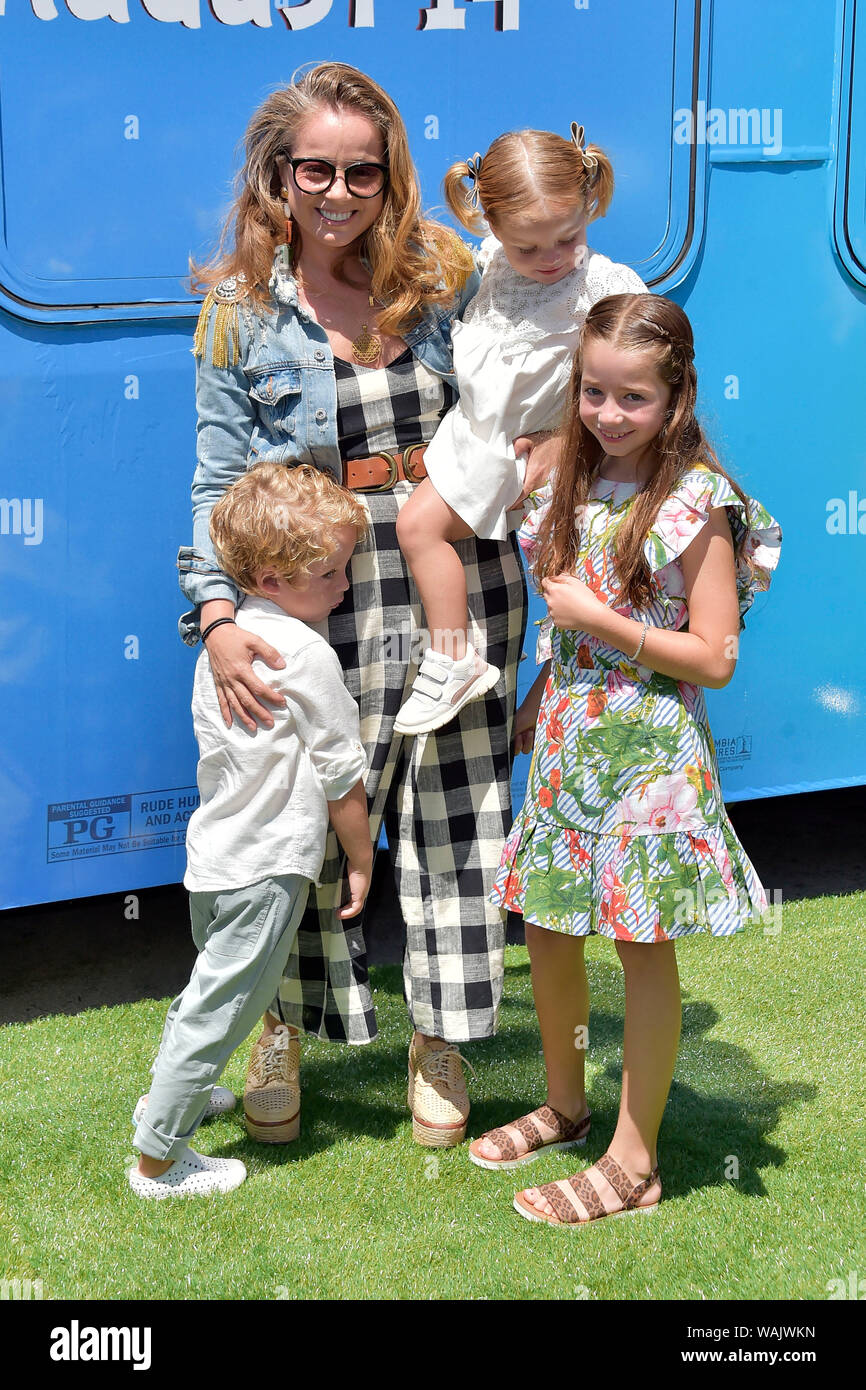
[477,295,781,1223]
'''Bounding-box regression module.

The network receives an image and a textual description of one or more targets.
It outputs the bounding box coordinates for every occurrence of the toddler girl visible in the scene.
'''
[476,293,781,1225]
[394,125,645,735]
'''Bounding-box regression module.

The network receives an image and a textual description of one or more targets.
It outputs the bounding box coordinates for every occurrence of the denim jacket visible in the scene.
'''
[177,244,480,644]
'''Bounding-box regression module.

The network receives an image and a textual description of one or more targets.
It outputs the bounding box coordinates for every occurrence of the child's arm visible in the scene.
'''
[513,661,551,755]
[542,509,740,689]
[510,431,562,506]
[327,780,374,920]
[285,641,372,915]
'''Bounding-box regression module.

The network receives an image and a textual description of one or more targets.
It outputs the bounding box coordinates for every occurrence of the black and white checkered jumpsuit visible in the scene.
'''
[274,345,527,1043]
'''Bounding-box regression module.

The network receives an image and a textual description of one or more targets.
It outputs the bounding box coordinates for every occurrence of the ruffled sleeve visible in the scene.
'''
[585,253,647,305]
[644,465,782,623]
[518,482,556,662]
[517,478,553,566]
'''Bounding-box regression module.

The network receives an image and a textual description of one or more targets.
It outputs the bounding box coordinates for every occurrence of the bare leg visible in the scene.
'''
[138,1153,175,1178]
[609,940,681,1171]
[261,1010,293,1038]
[475,922,589,1160]
[531,923,590,1120]
[518,941,679,1218]
[246,1011,299,1048]
[414,1032,448,1049]
[396,478,474,659]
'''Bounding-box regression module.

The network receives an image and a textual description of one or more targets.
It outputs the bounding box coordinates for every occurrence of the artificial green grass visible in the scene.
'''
[1,894,864,1301]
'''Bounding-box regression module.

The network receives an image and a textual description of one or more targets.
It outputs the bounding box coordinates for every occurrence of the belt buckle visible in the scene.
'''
[369,451,399,492]
[402,443,427,483]
[351,451,398,492]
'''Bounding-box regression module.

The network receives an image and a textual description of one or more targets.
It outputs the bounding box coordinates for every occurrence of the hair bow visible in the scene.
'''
[466,152,484,209]
[570,121,598,173]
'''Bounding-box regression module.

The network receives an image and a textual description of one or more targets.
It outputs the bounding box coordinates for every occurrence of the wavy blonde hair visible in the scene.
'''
[210,462,368,596]
[532,294,752,611]
[192,63,472,337]
[444,128,614,236]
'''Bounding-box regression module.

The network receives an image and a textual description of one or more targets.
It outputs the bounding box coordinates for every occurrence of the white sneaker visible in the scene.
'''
[394,645,501,735]
[132,1085,237,1129]
[128,1147,247,1200]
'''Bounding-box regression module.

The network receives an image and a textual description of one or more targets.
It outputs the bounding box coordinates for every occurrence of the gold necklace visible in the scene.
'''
[352,294,381,366]
[297,268,382,366]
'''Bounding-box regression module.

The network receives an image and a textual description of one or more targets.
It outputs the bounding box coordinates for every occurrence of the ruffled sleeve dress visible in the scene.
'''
[422,240,646,541]
[490,465,782,941]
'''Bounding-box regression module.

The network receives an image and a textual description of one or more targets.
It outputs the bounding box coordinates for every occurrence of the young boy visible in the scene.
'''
[129,464,372,1198]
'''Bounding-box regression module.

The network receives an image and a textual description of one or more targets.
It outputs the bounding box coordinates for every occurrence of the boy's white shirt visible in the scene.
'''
[183,595,366,893]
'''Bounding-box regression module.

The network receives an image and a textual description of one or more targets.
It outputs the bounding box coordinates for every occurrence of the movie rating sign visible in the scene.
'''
[46,787,200,863]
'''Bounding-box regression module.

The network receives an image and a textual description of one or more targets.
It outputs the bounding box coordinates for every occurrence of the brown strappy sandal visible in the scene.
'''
[513,1151,660,1225]
[468,1104,591,1171]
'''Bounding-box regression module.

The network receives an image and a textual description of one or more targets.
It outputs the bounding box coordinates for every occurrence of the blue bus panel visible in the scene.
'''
[1,0,862,909]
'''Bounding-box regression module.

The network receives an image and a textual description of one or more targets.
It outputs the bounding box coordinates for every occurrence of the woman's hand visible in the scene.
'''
[204,621,287,731]
[508,431,563,509]
[512,659,551,756]
[513,698,539,757]
[541,574,607,633]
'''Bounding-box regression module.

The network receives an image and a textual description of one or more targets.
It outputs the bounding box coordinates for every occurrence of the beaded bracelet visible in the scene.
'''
[630,621,649,661]
[201,616,236,645]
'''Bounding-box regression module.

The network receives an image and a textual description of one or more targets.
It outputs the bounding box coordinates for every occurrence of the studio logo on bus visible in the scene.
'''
[10,0,521,32]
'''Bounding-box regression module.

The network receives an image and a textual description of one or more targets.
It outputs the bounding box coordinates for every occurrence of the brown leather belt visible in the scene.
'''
[342,444,428,492]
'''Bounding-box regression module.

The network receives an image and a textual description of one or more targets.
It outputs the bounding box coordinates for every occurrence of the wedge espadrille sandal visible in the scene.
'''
[243,1025,300,1143]
[408,1041,475,1148]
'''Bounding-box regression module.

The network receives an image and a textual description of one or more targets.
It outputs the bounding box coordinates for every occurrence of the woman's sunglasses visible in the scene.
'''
[285,157,389,199]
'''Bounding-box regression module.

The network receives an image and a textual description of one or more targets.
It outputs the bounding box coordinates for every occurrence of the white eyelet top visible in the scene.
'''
[422,239,646,541]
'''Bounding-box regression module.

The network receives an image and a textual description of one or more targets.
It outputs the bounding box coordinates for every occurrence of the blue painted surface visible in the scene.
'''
[0,0,862,908]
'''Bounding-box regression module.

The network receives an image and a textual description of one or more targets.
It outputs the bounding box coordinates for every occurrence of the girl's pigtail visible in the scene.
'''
[443,160,488,236]
[582,145,614,222]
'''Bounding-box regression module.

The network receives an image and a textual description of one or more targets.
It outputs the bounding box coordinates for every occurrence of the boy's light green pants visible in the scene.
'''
[133,873,310,1161]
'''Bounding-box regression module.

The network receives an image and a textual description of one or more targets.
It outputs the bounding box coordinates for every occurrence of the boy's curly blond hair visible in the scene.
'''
[209,462,368,595]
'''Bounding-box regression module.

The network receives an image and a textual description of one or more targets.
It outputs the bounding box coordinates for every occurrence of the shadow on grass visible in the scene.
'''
[364,961,806,1200]
[201,956,815,1208]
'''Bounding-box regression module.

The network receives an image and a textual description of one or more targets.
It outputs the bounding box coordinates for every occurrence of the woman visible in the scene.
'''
[178,63,543,1148]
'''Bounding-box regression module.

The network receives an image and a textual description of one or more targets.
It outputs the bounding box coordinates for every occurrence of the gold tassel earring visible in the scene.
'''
[279,188,294,267]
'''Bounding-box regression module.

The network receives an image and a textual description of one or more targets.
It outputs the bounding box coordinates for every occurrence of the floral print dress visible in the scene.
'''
[491,465,782,942]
